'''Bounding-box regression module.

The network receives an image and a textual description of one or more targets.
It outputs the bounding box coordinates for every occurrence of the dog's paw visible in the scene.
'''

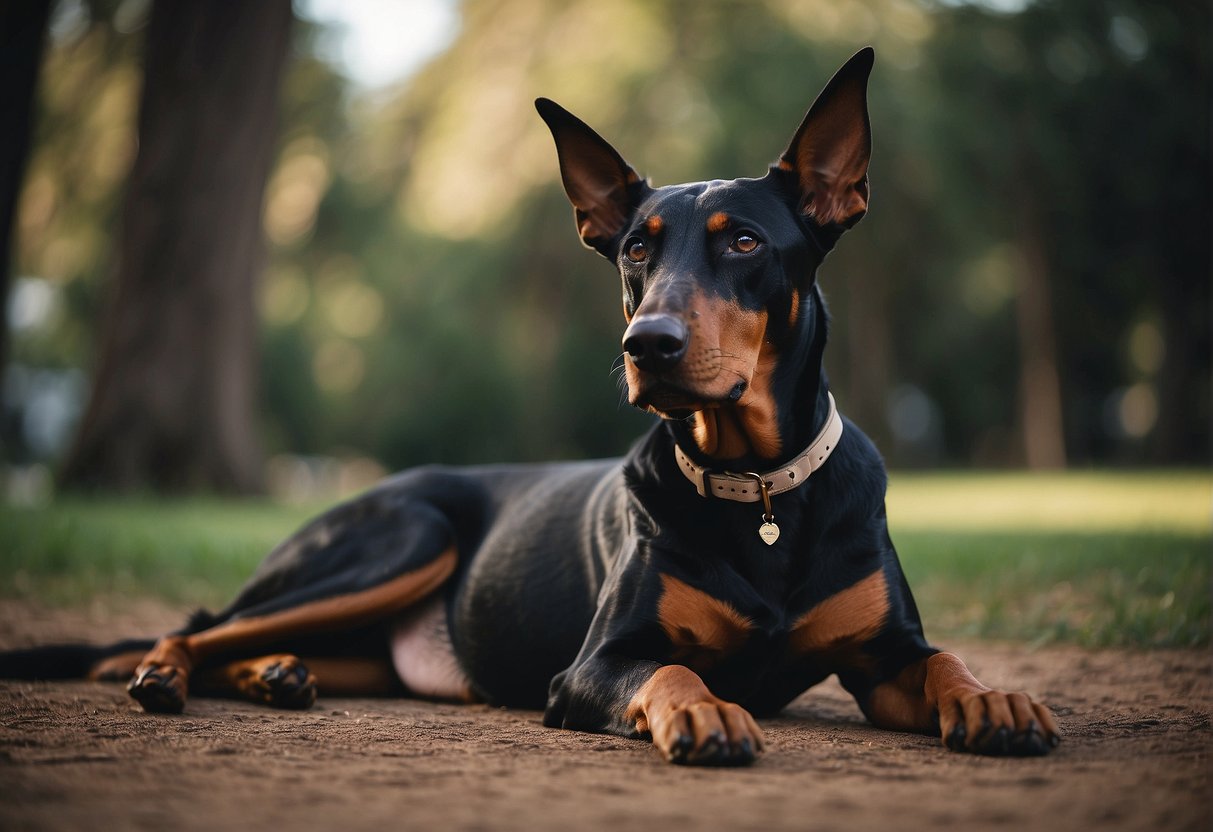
[128,664,188,714]
[653,700,765,766]
[238,655,317,710]
[942,689,1060,756]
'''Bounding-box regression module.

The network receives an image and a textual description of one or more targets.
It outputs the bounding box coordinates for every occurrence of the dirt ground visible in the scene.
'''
[0,598,1209,832]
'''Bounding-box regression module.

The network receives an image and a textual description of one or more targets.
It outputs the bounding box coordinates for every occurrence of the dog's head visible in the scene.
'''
[538,49,873,460]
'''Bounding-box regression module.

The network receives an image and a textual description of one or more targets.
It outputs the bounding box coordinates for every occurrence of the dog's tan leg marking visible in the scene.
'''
[626,664,765,765]
[300,656,407,697]
[127,637,193,713]
[86,649,146,682]
[197,655,417,702]
[866,652,1061,755]
[193,653,318,709]
[129,546,457,712]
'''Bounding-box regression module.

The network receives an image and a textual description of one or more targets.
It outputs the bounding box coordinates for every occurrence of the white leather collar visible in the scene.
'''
[673,392,843,501]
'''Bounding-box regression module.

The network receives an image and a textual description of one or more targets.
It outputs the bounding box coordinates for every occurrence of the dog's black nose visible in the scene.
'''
[623,314,688,373]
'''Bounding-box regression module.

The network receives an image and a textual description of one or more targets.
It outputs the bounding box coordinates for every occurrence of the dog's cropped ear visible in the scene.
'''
[536,98,649,259]
[777,47,874,231]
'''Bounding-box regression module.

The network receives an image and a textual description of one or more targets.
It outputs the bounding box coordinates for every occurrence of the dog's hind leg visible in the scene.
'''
[297,656,404,696]
[191,654,411,708]
[129,545,456,713]
[87,648,148,682]
[192,654,319,709]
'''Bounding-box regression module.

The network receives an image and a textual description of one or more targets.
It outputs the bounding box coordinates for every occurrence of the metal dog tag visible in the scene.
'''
[758,521,780,545]
[737,471,780,545]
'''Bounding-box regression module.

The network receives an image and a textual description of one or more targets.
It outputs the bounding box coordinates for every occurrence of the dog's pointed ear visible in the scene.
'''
[777,47,874,230]
[536,98,649,258]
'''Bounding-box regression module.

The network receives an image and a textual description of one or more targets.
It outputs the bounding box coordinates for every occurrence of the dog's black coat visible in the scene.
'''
[0,48,1059,763]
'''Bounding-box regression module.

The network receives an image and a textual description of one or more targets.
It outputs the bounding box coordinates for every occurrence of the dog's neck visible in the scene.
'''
[673,283,832,471]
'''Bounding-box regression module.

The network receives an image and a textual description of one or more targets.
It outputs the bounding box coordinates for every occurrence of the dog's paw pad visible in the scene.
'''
[1010,723,1050,757]
[943,690,1061,757]
[656,701,764,767]
[254,659,317,709]
[128,665,187,714]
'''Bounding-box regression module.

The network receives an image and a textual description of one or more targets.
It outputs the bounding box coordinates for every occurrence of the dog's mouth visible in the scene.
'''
[633,379,748,419]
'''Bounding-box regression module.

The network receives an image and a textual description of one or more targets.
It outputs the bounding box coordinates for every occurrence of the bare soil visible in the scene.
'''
[1,598,1209,832]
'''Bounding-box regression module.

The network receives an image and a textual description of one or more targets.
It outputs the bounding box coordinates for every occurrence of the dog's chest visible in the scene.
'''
[655,574,753,672]
[787,569,890,656]
[655,569,890,674]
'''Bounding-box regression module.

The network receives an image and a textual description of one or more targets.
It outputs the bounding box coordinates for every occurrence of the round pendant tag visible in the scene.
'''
[758,522,780,545]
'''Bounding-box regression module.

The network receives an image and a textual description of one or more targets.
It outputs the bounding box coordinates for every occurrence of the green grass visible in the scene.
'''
[887,470,1210,648]
[0,471,1208,647]
[0,499,320,609]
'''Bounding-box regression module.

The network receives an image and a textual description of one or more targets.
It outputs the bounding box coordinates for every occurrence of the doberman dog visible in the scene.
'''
[1,48,1059,764]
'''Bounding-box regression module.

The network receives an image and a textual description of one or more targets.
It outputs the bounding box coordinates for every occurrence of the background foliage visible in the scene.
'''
[5,0,1209,484]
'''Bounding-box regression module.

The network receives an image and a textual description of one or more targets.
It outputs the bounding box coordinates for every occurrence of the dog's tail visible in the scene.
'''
[0,638,156,680]
[0,609,218,680]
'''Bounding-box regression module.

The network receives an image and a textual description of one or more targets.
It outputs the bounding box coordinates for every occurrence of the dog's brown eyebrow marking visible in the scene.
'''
[706,212,730,233]
[645,215,664,235]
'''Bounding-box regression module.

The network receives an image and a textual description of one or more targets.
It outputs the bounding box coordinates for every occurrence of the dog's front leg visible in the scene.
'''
[547,657,764,766]
[627,664,766,764]
[859,651,1061,755]
[545,650,761,766]
[544,546,765,765]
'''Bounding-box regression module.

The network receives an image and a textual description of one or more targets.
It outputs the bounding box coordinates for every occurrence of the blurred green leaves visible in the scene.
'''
[8,0,1208,475]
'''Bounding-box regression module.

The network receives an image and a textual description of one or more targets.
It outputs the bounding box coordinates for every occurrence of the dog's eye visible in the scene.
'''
[625,238,648,263]
[730,234,760,254]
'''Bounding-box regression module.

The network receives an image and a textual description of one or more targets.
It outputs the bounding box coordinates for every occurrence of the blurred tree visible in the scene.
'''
[10,0,1208,487]
[927,0,1210,466]
[59,0,292,493]
[0,0,52,384]
[246,0,1213,472]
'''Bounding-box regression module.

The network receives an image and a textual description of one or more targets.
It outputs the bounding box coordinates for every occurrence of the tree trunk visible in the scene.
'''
[1152,253,1211,464]
[0,0,52,388]
[844,251,893,454]
[1012,187,1067,470]
[59,0,293,494]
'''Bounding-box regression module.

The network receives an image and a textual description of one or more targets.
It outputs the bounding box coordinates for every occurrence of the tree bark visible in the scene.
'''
[1012,186,1067,470]
[0,0,52,388]
[844,251,893,454]
[59,0,293,493]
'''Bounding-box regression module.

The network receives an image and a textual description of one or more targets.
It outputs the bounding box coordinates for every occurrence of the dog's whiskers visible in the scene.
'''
[607,353,632,408]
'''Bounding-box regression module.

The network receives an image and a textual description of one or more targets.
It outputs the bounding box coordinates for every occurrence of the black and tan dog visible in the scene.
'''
[1,49,1059,764]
